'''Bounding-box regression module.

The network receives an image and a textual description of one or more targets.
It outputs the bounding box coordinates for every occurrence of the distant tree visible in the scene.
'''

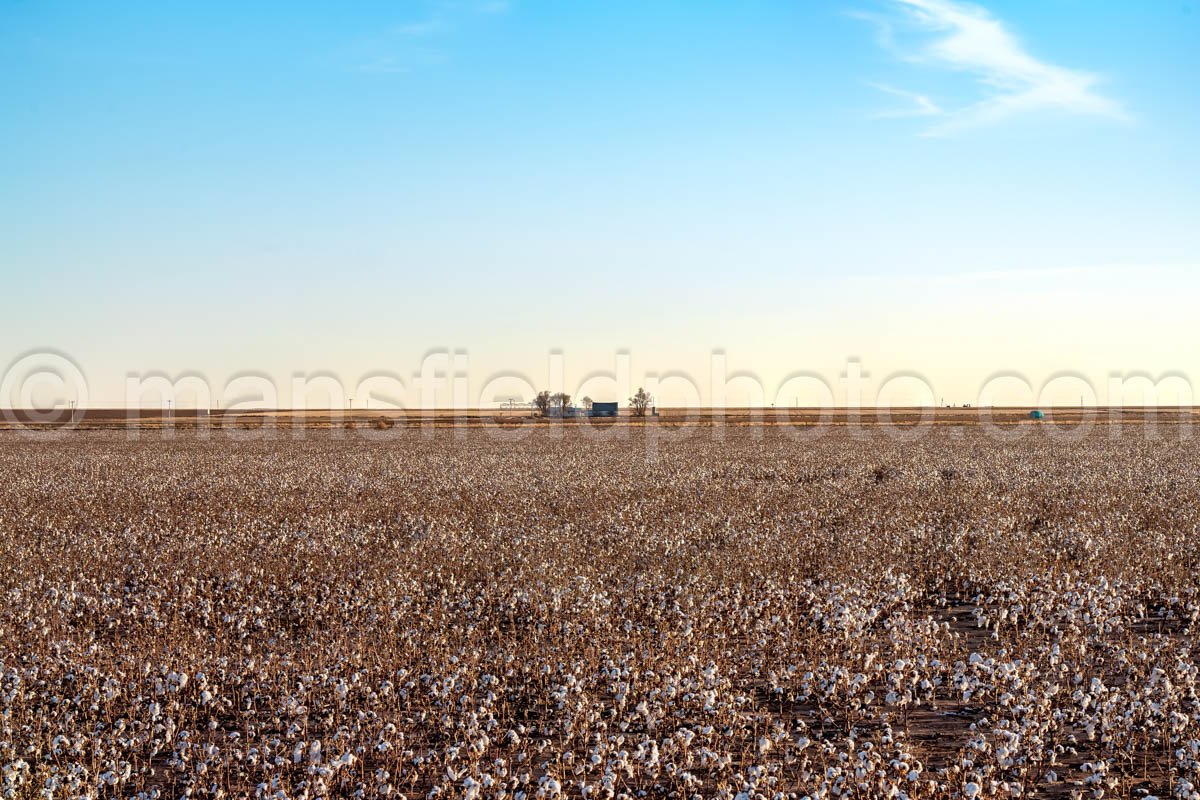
[534,390,552,416]
[581,396,593,411]
[629,387,652,417]
[551,392,572,415]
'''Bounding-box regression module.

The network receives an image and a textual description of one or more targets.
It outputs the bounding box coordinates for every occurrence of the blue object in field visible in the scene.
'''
[590,401,619,418]
[1029,409,1045,420]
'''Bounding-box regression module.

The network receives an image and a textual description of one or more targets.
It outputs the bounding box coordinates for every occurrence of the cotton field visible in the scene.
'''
[2,425,1199,800]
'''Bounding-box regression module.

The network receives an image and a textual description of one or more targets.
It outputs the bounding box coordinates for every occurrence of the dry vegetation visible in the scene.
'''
[2,425,1199,800]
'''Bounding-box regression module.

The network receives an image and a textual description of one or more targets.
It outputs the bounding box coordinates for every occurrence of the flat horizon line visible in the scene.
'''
[5,405,1199,414]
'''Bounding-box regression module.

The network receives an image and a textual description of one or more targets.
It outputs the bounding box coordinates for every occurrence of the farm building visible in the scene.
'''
[590,402,618,418]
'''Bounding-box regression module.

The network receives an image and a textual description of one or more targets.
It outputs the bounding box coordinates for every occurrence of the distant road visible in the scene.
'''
[2,406,1196,431]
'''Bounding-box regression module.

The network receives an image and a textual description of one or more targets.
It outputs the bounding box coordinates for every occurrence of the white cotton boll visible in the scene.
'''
[964,781,981,799]
[537,776,561,798]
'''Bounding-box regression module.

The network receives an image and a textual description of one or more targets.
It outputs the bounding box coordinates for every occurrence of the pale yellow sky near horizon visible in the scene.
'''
[5,265,1196,409]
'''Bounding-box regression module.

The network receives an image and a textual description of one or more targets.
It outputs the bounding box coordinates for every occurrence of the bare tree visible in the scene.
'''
[534,390,552,416]
[551,392,572,416]
[629,387,652,417]
[581,396,593,411]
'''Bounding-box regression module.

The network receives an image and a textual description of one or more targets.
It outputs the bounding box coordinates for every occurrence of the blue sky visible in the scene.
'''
[2,0,1198,406]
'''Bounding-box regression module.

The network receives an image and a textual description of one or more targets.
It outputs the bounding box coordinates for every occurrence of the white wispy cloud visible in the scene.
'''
[866,81,944,118]
[391,20,446,38]
[348,1,511,74]
[863,0,1127,135]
